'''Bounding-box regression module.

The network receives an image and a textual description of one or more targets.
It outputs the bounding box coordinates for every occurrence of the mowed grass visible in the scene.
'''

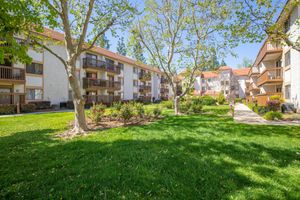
[0,105,300,199]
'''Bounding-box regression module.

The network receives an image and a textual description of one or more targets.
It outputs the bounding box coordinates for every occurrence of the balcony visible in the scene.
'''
[249,67,260,76]
[249,82,259,91]
[255,92,282,106]
[0,93,25,105]
[254,42,282,66]
[139,72,151,81]
[161,77,168,84]
[161,88,169,94]
[84,95,121,105]
[139,85,151,93]
[257,68,283,86]
[0,66,25,83]
[83,78,121,90]
[107,81,121,91]
[82,58,121,74]
[138,96,152,103]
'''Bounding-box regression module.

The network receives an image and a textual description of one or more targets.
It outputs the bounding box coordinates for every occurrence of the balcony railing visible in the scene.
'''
[249,82,259,91]
[254,42,282,66]
[161,88,169,93]
[257,68,283,86]
[83,78,121,90]
[255,92,282,106]
[84,95,121,105]
[161,77,168,84]
[139,72,151,81]
[138,96,152,103]
[0,66,25,82]
[82,58,121,74]
[250,67,260,76]
[139,85,151,93]
[0,93,25,105]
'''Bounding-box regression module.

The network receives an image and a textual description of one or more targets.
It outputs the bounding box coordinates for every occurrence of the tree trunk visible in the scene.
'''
[68,68,88,134]
[174,96,180,115]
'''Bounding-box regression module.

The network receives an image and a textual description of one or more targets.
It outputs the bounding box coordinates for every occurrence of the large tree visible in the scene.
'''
[29,0,135,135]
[237,57,253,68]
[117,36,127,56]
[135,0,258,114]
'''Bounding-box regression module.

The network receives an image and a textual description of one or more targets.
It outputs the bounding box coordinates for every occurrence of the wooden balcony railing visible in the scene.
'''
[82,58,121,74]
[0,93,25,105]
[139,85,151,93]
[83,78,121,90]
[250,67,260,76]
[254,42,282,66]
[0,66,25,82]
[255,92,282,106]
[107,81,121,90]
[257,68,283,86]
[139,72,151,81]
[249,82,259,91]
[84,95,121,104]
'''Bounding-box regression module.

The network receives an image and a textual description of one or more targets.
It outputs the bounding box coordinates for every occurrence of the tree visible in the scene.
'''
[117,36,127,56]
[128,30,147,63]
[135,0,253,114]
[94,34,110,50]
[30,0,135,135]
[220,59,227,66]
[237,57,253,68]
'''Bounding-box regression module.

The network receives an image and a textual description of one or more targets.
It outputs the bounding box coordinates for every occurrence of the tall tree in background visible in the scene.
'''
[237,57,253,68]
[30,0,135,135]
[117,36,127,56]
[94,34,110,49]
[221,59,227,66]
[128,29,147,63]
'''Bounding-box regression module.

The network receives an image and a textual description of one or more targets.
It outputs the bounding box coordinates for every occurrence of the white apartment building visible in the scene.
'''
[194,66,250,99]
[0,28,169,108]
[246,1,300,111]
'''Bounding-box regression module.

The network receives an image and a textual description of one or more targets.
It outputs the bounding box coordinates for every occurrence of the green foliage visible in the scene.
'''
[94,34,110,49]
[112,102,122,111]
[217,93,226,105]
[266,100,281,112]
[89,104,106,125]
[119,103,134,124]
[200,95,217,106]
[0,104,15,115]
[180,97,203,114]
[21,104,36,113]
[152,107,162,118]
[270,95,284,103]
[234,98,242,103]
[161,100,173,109]
[117,36,127,56]
[264,111,283,121]
[237,57,253,68]
[189,103,203,114]
[133,102,145,118]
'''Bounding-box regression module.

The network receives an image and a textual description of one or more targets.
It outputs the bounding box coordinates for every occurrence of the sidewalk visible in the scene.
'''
[0,109,73,118]
[234,103,300,126]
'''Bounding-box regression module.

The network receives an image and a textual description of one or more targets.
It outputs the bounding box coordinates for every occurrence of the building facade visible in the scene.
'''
[0,28,169,108]
[246,1,300,111]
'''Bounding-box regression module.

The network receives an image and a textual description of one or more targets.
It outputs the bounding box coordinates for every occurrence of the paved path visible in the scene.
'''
[234,103,300,126]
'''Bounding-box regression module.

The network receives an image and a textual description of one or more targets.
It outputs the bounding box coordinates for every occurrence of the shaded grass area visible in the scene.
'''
[0,106,300,199]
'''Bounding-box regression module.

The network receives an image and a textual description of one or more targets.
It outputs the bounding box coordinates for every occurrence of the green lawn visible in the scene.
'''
[0,105,300,199]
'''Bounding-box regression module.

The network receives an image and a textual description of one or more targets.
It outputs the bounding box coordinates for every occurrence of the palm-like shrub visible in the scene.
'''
[89,103,106,125]
[119,103,134,124]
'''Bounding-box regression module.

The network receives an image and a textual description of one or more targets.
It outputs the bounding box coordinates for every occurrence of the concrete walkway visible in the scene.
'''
[234,103,300,126]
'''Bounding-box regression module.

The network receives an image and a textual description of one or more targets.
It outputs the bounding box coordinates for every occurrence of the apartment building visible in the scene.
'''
[246,1,300,111]
[0,28,170,108]
[194,66,250,99]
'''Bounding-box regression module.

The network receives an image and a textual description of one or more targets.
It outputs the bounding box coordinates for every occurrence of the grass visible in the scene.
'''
[0,105,300,199]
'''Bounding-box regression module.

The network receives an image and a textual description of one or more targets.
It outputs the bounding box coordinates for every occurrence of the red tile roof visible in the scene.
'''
[218,66,232,71]
[201,71,218,78]
[39,27,161,73]
[233,68,250,76]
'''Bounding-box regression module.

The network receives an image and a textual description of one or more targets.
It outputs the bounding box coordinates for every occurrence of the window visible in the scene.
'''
[26,88,43,100]
[133,80,138,86]
[26,63,43,75]
[133,67,138,74]
[118,63,124,70]
[285,85,291,100]
[284,16,291,33]
[118,77,124,85]
[225,90,229,95]
[285,50,291,66]
[201,87,206,91]
[86,53,97,60]
[208,78,211,82]
[133,93,138,99]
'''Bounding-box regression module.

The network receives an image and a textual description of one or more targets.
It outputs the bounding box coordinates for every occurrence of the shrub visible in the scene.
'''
[153,107,162,118]
[180,101,192,113]
[112,102,122,111]
[189,103,203,114]
[216,93,226,105]
[21,104,36,113]
[29,101,51,109]
[89,103,106,125]
[119,103,134,124]
[0,105,16,115]
[161,100,173,109]
[264,111,283,121]
[200,95,216,105]
[266,100,281,112]
[257,106,268,115]
[270,95,284,103]
[134,102,145,118]
[235,98,242,103]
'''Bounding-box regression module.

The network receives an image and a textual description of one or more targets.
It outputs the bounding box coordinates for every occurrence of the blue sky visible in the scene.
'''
[104,0,282,69]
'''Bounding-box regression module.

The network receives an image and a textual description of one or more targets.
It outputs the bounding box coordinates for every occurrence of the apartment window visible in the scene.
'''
[276,86,282,93]
[202,79,205,83]
[133,80,138,86]
[26,63,43,75]
[285,50,291,67]
[105,58,114,66]
[285,85,291,100]
[133,67,138,74]
[201,87,206,91]
[208,78,211,82]
[225,90,229,95]
[86,53,97,60]
[26,88,43,100]
[225,81,229,85]
[133,93,138,99]
[284,16,291,33]
[221,81,224,86]
[118,77,124,85]
[118,63,124,70]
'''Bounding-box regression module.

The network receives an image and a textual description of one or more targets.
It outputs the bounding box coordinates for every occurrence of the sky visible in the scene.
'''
[104,0,282,69]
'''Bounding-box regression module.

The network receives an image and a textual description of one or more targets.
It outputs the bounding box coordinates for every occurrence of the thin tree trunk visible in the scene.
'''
[174,96,180,115]
[68,67,88,134]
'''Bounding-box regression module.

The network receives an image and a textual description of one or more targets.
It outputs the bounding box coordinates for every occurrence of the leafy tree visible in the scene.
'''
[128,29,147,63]
[29,0,136,134]
[94,34,110,49]
[221,59,227,66]
[237,57,253,68]
[117,36,127,56]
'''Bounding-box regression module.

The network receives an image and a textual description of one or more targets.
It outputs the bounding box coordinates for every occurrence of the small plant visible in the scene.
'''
[234,98,242,103]
[119,103,134,124]
[200,95,216,106]
[112,102,122,111]
[21,104,36,113]
[134,102,145,118]
[153,107,162,118]
[161,100,173,109]
[266,100,281,112]
[0,105,16,115]
[180,100,192,113]
[216,93,226,105]
[270,95,284,103]
[189,103,203,114]
[264,111,283,121]
[89,103,106,125]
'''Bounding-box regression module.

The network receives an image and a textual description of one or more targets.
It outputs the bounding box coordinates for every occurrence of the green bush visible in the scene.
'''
[161,100,173,109]
[133,102,145,118]
[189,103,203,114]
[21,104,36,113]
[216,93,226,105]
[180,101,192,113]
[200,95,216,106]
[266,100,281,112]
[258,106,268,115]
[264,111,283,121]
[89,103,106,125]
[270,95,284,103]
[112,102,122,111]
[153,107,162,118]
[0,105,16,115]
[119,103,134,124]
[235,98,242,103]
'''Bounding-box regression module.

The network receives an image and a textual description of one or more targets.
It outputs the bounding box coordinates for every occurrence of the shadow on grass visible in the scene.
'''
[1,115,300,199]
